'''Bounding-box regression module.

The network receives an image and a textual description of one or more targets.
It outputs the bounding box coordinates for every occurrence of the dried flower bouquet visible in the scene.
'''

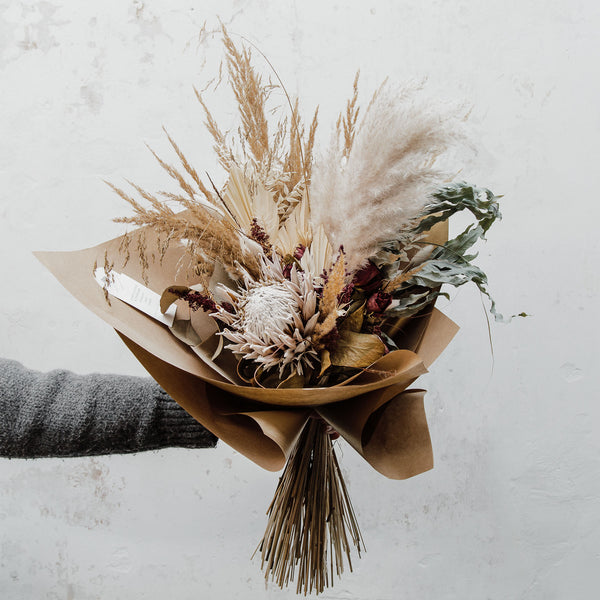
[37,28,506,595]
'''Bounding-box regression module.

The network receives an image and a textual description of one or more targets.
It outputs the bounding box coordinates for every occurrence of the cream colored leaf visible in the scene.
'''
[252,179,280,240]
[300,224,333,279]
[222,165,254,232]
[274,192,312,256]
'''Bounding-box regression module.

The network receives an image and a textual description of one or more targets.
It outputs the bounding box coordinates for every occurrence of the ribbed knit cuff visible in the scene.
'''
[149,390,218,449]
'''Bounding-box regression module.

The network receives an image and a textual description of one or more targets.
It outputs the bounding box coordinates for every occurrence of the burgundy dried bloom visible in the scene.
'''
[338,282,355,305]
[366,291,392,314]
[250,218,271,252]
[169,288,218,313]
[352,261,383,293]
[221,301,235,314]
[293,244,306,260]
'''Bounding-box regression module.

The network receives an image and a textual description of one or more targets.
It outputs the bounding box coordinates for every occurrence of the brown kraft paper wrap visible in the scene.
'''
[35,219,458,478]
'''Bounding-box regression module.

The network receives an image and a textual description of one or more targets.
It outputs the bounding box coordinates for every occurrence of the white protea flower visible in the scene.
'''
[217,256,320,379]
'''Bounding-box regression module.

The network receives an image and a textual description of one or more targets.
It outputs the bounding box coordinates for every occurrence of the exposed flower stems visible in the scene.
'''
[258,419,363,595]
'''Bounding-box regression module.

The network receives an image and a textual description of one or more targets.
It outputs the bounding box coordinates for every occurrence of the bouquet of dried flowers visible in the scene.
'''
[37,28,510,595]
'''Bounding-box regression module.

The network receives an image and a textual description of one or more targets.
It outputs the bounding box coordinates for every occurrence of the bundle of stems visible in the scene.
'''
[257,419,364,595]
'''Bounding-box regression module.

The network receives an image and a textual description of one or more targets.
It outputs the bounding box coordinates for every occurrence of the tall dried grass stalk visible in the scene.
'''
[161,126,215,203]
[109,181,260,281]
[257,419,363,595]
[222,26,271,168]
[109,28,321,292]
[194,87,233,172]
[337,71,360,159]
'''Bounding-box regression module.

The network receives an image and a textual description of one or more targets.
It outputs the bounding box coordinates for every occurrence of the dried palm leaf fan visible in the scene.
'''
[39,25,510,596]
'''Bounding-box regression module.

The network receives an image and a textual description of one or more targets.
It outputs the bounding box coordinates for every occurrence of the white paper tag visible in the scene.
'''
[94,268,176,327]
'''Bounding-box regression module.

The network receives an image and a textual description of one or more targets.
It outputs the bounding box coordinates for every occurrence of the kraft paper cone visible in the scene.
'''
[118,331,307,471]
[35,218,458,478]
[318,387,432,479]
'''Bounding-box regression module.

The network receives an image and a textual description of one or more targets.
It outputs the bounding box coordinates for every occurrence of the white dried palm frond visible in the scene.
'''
[300,224,333,280]
[274,191,312,256]
[222,165,279,238]
[251,178,280,240]
[309,83,468,273]
[221,165,254,231]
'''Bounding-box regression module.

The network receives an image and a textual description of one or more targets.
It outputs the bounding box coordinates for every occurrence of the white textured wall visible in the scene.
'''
[1,1,599,598]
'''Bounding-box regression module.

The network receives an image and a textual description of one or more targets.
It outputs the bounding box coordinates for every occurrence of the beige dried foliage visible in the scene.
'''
[310,82,467,273]
[222,26,271,168]
[338,70,360,159]
[111,180,261,282]
[384,263,425,293]
[221,28,318,210]
[304,106,319,182]
[194,87,232,172]
[161,126,215,203]
[312,253,347,346]
[319,252,347,319]
[108,27,320,291]
[312,312,338,349]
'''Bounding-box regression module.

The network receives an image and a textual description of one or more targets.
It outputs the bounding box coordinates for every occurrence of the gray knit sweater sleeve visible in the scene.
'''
[0,358,217,458]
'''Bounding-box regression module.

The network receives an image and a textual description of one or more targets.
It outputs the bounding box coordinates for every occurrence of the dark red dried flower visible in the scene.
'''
[169,288,218,313]
[352,261,383,293]
[338,282,355,305]
[250,218,271,251]
[293,244,306,260]
[221,302,235,314]
[366,291,392,314]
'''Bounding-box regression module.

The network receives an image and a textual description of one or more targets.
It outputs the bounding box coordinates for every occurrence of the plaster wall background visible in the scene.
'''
[0,1,598,598]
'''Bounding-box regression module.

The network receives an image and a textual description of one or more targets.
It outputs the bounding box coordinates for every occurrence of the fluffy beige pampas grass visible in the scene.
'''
[309,83,469,273]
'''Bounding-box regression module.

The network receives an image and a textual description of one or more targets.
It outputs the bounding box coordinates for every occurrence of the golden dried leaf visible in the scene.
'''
[340,303,364,333]
[319,349,332,377]
[330,330,386,368]
[277,372,306,389]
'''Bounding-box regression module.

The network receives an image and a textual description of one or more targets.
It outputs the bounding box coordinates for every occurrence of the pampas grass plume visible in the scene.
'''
[309,83,470,273]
